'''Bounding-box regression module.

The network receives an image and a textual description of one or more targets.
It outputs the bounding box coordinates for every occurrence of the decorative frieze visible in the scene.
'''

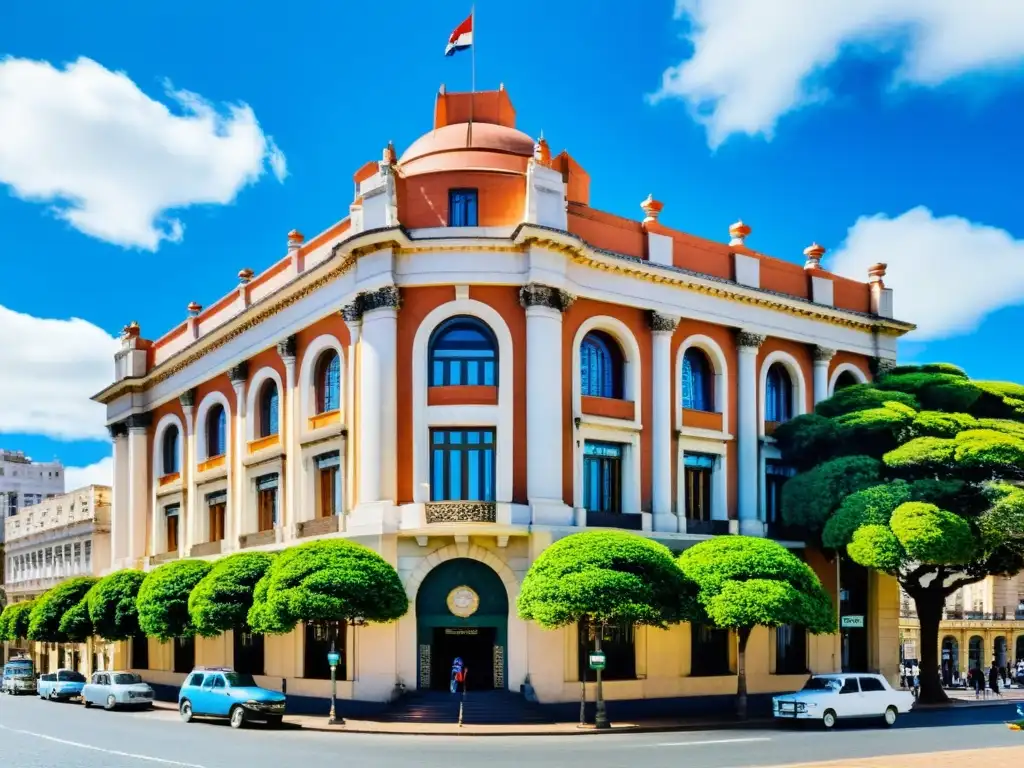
[277,334,297,359]
[519,282,574,312]
[736,330,766,349]
[125,413,152,431]
[179,388,196,408]
[647,311,679,333]
[493,644,505,689]
[813,346,837,363]
[228,361,249,383]
[871,357,897,378]
[424,501,497,524]
[419,644,431,690]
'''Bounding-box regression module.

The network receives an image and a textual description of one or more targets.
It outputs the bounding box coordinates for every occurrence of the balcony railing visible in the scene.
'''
[585,510,643,531]
[685,519,730,536]
[296,515,341,539]
[190,540,222,558]
[151,550,179,564]
[424,502,497,524]
[239,530,276,549]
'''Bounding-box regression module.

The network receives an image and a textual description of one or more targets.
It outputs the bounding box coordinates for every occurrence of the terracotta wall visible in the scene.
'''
[294,313,352,381]
[830,350,873,384]
[397,172,524,228]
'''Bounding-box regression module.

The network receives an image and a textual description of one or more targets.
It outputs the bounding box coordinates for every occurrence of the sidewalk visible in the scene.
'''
[768,746,1024,768]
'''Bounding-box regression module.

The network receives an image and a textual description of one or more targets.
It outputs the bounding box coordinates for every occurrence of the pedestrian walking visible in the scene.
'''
[989,662,1001,697]
[972,666,984,698]
[450,657,464,694]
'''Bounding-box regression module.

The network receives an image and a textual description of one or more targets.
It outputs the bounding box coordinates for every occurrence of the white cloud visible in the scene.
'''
[0,304,118,440]
[0,56,287,250]
[65,456,113,491]
[828,206,1024,340]
[652,0,1024,147]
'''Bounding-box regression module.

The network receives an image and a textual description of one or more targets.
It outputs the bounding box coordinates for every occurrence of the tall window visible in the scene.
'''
[164,504,180,553]
[765,363,794,423]
[256,474,279,531]
[765,461,797,524]
[315,452,341,517]
[131,634,149,670]
[580,331,624,399]
[578,618,636,682]
[207,404,227,458]
[684,453,715,521]
[429,317,497,386]
[258,381,279,437]
[430,429,495,502]
[448,188,478,227]
[173,636,195,674]
[583,441,622,514]
[682,348,714,411]
[206,491,226,542]
[315,351,341,413]
[162,426,180,475]
[691,624,731,676]
[776,625,807,675]
[304,620,346,680]
[234,630,265,676]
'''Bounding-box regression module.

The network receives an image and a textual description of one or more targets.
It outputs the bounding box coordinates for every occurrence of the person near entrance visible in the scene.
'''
[450,657,466,694]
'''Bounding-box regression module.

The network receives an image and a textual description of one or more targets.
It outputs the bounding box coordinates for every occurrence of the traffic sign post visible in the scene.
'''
[588,652,606,671]
[327,643,342,725]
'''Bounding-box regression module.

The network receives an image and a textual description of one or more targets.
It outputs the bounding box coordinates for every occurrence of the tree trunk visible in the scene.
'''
[736,626,751,719]
[912,591,949,704]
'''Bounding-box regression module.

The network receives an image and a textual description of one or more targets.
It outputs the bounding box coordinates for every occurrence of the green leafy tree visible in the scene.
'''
[59,596,94,643]
[88,570,147,641]
[27,577,98,642]
[775,364,1024,703]
[189,552,275,637]
[517,530,697,728]
[248,540,407,635]
[677,536,836,718]
[0,599,36,642]
[136,560,212,640]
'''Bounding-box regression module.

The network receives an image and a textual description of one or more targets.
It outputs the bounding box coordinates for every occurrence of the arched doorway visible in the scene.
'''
[994,636,1008,668]
[416,557,508,692]
[968,635,984,672]
[941,636,959,686]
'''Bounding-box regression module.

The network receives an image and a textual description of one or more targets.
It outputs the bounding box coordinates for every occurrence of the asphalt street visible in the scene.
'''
[1,694,1022,768]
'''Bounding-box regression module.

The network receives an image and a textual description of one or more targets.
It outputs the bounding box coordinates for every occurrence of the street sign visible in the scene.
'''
[327,652,340,667]
[588,651,606,670]
[841,615,865,628]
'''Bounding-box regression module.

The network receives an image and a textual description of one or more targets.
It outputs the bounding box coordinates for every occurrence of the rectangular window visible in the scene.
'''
[256,474,279,531]
[206,491,226,542]
[691,624,731,676]
[45,548,53,568]
[430,429,496,502]
[577,618,636,682]
[84,541,92,569]
[765,461,797,524]
[8,493,17,517]
[775,624,807,675]
[173,636,195,674]
[73,542,82,568]
[315,453,341,518]
[304,620,346,680]
[233,630,265,676]
[448,188,478,227]
[165,504,180,552]
[684,453,715,521]
[131,634,149,670]
[583,441,623,514]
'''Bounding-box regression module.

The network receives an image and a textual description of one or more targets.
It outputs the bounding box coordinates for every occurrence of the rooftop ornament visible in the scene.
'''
[803,242,826,270]
[187,302,202,317]
[640,194,663,223]
[121,321,140,339]
[287,230,305,250]
[729,219,751,246]
[868,263,887,286]
[237,268,255,284]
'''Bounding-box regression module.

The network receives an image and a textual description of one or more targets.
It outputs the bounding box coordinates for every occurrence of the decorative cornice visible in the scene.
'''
[228,362,248,383]
[277,335,297,359]
[125,413,152,431]
[519,282,574,312]
[179,388,196,408]
[736,330,766,349]
[108,422,129,440]
[813,346,837,363]
[871,357,897,378]
[341,303,362,323]
[647,311,680,334]
[361,285,402,314]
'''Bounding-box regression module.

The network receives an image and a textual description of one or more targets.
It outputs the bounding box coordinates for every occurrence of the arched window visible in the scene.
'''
[206,404,227,458]
[682,348,714,412]
[765,363,794,423]
[428,316,498,387]
[161,426,180,475]
[315,350,341,413]
[258,381,279,438]
[580,331,624,399]
[833,370,859,392]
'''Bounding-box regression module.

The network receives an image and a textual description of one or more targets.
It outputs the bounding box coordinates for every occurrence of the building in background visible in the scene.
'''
[90,86,912,716]
[0,449,65,541]
[2,485,111,672]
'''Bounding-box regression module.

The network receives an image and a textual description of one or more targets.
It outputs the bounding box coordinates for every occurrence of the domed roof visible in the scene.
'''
[398,122,535,177]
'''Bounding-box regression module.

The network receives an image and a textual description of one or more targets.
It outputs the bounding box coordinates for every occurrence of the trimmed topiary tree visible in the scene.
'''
[88,570,147,641]
[59,595,94,643]
[136,560,212,640]
[0,599,36,642]
[27,577,98,643]
[775,364,1024,703]
[517,530,698,728]
[248,540,407,635]
[189,552,275,637]
[677,536,836,718]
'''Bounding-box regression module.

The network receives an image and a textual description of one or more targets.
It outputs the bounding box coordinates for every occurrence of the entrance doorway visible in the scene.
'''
[430,627,495,691]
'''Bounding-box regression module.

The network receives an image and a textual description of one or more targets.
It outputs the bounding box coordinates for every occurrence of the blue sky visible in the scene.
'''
[2,0,1023,485]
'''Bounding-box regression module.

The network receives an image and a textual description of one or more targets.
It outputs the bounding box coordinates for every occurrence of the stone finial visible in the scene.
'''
[729,219,751,246]
[238,268,254,284]
[187,301,202,317]
[383,141,396,165]
[534,135,551,166]
[287,229,304,250]
[868,263,887,285]
[803,242,826,270]
[641,194,663,223]
[121,321,141,339]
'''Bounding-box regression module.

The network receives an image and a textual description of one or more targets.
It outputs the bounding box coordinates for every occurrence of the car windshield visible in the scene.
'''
[113,673,142,685]
[223,673,257,688]
[802,676,841,691]
[58,671,86,682]
[10,669,33,679]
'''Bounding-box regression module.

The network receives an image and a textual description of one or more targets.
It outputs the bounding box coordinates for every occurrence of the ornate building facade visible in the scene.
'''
[93,87,912,714]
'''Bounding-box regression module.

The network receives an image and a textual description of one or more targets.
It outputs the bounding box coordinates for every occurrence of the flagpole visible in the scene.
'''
[469,5,475,147]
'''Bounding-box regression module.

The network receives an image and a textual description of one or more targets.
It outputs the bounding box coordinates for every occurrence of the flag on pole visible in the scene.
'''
[445,13,474,56]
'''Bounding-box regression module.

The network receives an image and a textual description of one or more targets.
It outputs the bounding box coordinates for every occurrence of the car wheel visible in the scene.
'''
[822,709,838,730]
[229,706,246,729]
[884,706,898,727]
[105,694,117,711]
[179,699,193,723]
[83,698,92,709]
[265,715,282,729]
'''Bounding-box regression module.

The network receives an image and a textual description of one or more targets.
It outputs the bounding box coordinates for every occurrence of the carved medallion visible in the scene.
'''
[447,586,480,618]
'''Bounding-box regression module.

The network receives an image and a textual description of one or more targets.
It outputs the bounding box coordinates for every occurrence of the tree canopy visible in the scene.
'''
[248,540,408,635]
[0,599,36,641]
[189,552,275,637]
[27,577,98,642]
[59,595,94,643]
[88,569,147,641]
[136,560,212,640]
[517,530,697,629]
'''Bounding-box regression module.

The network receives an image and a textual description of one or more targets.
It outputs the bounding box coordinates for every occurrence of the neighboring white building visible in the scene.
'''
[0,449,65,545]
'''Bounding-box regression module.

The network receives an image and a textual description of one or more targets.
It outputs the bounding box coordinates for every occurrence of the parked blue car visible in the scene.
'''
[177,667,285,729]
[38,669,87,701]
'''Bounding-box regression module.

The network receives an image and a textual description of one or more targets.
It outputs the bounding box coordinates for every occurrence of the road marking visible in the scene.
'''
[651,737,773,747]
[0,726,207,767]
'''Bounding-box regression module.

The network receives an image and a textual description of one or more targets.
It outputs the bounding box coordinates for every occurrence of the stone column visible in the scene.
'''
[648,311,680,532]
[278,336,298,536]
[736,331,764,533]
[108,422,129,567]
[343,307,362,515]
[180,389,197,553]
[228,363,248,547]
[126,413,152,564]
[519,284,574,525]
[813,346,835,406]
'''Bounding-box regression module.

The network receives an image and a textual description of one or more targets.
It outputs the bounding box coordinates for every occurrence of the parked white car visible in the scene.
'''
[773,673,915,729]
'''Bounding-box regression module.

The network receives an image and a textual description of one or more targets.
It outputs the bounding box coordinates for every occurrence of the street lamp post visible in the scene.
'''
[327,641,341,725]
[594,622,608,729]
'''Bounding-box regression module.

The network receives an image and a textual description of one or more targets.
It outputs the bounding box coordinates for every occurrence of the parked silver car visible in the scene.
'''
[81,671,155,711]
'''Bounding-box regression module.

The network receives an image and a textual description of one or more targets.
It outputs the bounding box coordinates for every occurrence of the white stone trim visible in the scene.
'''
[829,363,868,395]
[299,334,346,423]
[152,413,185,481]
[195,391,232,463]
[758,351,808,436]
[572,315,642,429]
[245,367,285,443]
[411,299,513,504]
[674,334,729,431]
